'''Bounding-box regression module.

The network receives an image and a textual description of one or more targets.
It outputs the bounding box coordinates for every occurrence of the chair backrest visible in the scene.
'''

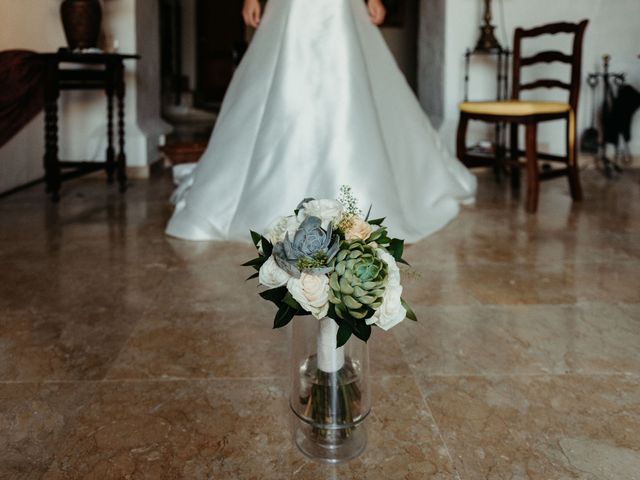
[512,20,589,111]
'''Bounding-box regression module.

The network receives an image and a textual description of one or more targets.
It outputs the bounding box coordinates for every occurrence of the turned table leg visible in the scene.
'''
[115,61,128,193]
[44,61,61,203]
[106,71,116,184]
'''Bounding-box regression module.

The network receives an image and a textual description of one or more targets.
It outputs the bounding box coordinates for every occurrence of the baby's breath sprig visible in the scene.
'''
[337,185,362,235]
[338,185,361,217]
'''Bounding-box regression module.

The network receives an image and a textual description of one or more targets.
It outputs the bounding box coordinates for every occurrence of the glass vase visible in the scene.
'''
[290,317,371,463]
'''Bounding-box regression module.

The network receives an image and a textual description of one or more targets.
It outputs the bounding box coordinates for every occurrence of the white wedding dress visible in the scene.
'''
[166,0,476,243]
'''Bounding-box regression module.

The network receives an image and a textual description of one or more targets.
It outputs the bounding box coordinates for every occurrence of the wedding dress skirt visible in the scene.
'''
[166,0,476,243]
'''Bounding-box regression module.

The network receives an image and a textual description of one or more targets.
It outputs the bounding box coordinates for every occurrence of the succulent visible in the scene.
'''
[273,216,340,277]
[328,241,388,320]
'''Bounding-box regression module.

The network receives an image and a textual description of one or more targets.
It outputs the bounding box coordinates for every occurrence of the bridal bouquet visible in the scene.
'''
[243,188,416,461]
[244,187,416,344]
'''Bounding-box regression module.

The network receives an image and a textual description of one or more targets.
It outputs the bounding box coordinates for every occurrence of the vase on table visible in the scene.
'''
[290,317,371,464]
[60,0,103,50]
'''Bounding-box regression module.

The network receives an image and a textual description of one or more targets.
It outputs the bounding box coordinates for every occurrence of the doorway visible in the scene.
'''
[159,0,246,149]
[195,0,247,110]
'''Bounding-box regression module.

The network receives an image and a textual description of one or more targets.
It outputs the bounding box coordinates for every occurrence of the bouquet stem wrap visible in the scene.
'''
[317,318,345,373]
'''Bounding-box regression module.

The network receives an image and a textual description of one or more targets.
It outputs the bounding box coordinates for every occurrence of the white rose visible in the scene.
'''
[376,248,401,287]
[367,284,406,331]
[259,256,291,288]
[344,216,374,241]
[298,199,344,229]
[287,273,330,319]
[264,215,300,244]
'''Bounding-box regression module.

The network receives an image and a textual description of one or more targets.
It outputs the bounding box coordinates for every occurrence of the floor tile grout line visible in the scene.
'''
[98,271,172,382]
[0,373,415,385]
[404,371,640,378]
[420,392,464,480]
[2,371,638,385]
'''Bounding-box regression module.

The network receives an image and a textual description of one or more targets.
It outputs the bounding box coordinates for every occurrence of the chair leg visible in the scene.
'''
[525,123,540,213]
[566,111,583,201]
[509,123,521,191]
[456,113,469,164]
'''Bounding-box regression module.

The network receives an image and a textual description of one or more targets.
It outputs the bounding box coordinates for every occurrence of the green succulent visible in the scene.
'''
[328,241,388,321]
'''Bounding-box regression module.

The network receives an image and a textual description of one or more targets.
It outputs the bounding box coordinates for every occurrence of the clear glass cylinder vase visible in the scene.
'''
[290,317,371,463]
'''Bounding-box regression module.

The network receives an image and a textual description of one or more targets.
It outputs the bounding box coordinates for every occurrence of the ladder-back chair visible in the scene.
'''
[457,20,589,212]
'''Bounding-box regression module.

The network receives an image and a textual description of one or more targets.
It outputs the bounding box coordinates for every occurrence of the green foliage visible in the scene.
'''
[273,304,296,329]
[402,298,418,322]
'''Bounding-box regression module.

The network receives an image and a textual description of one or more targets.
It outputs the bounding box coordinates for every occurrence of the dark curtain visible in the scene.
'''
[0,50,47,149]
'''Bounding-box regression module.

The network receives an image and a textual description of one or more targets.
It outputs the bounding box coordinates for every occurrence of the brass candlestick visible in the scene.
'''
[475,0,503,52]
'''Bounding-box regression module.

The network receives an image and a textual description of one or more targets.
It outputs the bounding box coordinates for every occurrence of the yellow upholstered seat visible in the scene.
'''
[459,100,571,116]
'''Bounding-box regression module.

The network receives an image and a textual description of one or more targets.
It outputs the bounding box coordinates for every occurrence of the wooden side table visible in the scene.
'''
[38,50,140,202]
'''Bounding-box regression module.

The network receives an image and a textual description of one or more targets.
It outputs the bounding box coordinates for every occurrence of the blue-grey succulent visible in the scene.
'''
[273,216,339,277]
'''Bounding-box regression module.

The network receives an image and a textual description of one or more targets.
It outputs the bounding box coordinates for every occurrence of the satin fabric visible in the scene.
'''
[166,0,477,243]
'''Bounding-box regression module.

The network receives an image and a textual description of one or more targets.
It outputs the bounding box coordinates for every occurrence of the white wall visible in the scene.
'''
[439,0,640,156]
[0,0,162,194]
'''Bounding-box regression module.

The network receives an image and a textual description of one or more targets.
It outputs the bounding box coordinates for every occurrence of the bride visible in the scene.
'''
[166,0,476,244]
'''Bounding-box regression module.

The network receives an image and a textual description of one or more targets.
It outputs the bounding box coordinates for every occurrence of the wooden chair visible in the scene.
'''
[457,20,589,212]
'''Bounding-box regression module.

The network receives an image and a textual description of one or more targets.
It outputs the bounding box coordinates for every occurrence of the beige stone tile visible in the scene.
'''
[147,258,267,316]
[401,266,480,307]
[43,377,454,480]
[106,309,289,380]
[429,261,638,306]
[419,374,640,480]
[107,307,410,380]
[0,382,95,479]
[0,186,169,244]
[291,376,457,480]
[618,303,640,320]
[573,262,640,304]
[408,226,640,267]
[43,379,290,480]
[0,307,139,382]
[0,244,163,314]
[369,329,413,377]
[395,304,640,376]
[458,263,580,305]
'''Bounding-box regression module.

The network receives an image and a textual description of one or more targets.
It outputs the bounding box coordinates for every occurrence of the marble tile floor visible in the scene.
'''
[0,169,638,479]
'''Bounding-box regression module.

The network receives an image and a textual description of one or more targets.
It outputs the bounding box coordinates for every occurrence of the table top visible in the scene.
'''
[36,49,140,63]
